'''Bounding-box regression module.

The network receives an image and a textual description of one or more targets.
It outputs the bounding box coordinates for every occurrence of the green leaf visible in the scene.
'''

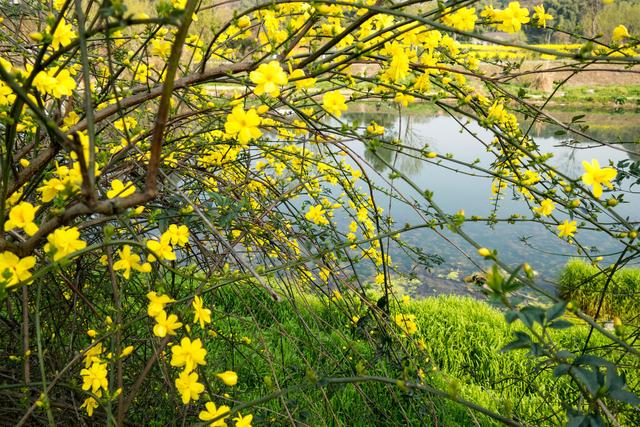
[529,343,544,357]
[546,301,567,322]
[556,350,575,360]
[608,389,640,406]
[501,331,532,352]
[573,367,599,395]
[548,319,573,329]
[574,355,612,368]
[567,415,586,427]
[504,310,518,324]
[553,363,571,377]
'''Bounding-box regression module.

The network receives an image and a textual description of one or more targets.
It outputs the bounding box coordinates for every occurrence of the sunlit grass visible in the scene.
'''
[559,259,640,322]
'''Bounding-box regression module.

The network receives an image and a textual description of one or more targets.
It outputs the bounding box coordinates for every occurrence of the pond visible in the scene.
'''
[340,107,640,291]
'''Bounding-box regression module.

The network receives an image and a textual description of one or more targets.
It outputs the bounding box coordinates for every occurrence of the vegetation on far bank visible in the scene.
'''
[559,259,640,323]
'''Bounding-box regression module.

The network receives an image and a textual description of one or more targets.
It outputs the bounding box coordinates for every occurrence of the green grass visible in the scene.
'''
[558,258,640,322]
[558,85,640,105]
[122,279,637,426]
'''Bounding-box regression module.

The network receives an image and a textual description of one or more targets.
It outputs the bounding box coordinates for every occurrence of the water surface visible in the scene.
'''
[342,108,640,285]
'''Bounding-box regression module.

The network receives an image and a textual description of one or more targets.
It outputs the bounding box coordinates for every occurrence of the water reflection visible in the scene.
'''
[363,116,427,177]
[342,108,640,281]
[624,143,640,162]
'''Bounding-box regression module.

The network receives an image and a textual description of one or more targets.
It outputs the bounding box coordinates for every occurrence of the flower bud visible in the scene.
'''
[237,15,251,29]
[216,370,238,386]
[477,247,491,257]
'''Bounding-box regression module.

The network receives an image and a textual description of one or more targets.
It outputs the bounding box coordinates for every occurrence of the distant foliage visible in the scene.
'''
[559,259,640,322]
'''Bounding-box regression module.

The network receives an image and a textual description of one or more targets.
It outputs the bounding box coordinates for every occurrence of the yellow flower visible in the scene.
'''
[80,362,108,394]
[175,370,205,405]
[532,5,553,28]
[146,234,176,262]
[237,15,251,29]
[394,92,415,107]
[289,68,316,89]
[224,106,262,144]
[62,112,79,131]
[199,401,231,426]
[114,245,151,279]
[216,370,238,386]
[50,69,76,98]
[581,159,617,198]
[38,177,66,202]
[171,337,207,372]
[53,0,66,11]
[133,63,149,83]
[49,18,75,50]
[533,199,555,217]
[32,69,57,96]
[557,220,577,238]
[366,121,385,135]
[113,116,137,133]
[153,310,182,338]
[305,204,329,225]
[0,251,36,288]
[192,295,212,328]
[82,343,104,368]
[322,90,348,117]
[107,179,136,198]
[442,7,477,32]
[234,413,253,427]
[481,5,498,20]
[249,60,288,97]
[487,101,508,124]
[612,25,630,42]
[151,39,172,58]
[163,224,190,247]
[495,2,530,33]
[384,49,410,83]
[31,67,77,99]
[147,291,175,317]
[120,346,134,358]
[0,80,15,106]
[4,201,39,236]
[172,0,187,9]
[394,313,418,335]
[44,226,87,261]
[80,397,98,417]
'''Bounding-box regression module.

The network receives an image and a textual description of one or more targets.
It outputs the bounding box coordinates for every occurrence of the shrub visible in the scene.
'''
[559,259,640,322]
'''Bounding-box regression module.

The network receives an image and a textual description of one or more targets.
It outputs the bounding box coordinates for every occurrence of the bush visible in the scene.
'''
[559,259,640,322]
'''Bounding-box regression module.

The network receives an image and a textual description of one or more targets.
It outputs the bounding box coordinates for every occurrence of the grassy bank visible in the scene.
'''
[121,282,637,426]
[559,259,640,323]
